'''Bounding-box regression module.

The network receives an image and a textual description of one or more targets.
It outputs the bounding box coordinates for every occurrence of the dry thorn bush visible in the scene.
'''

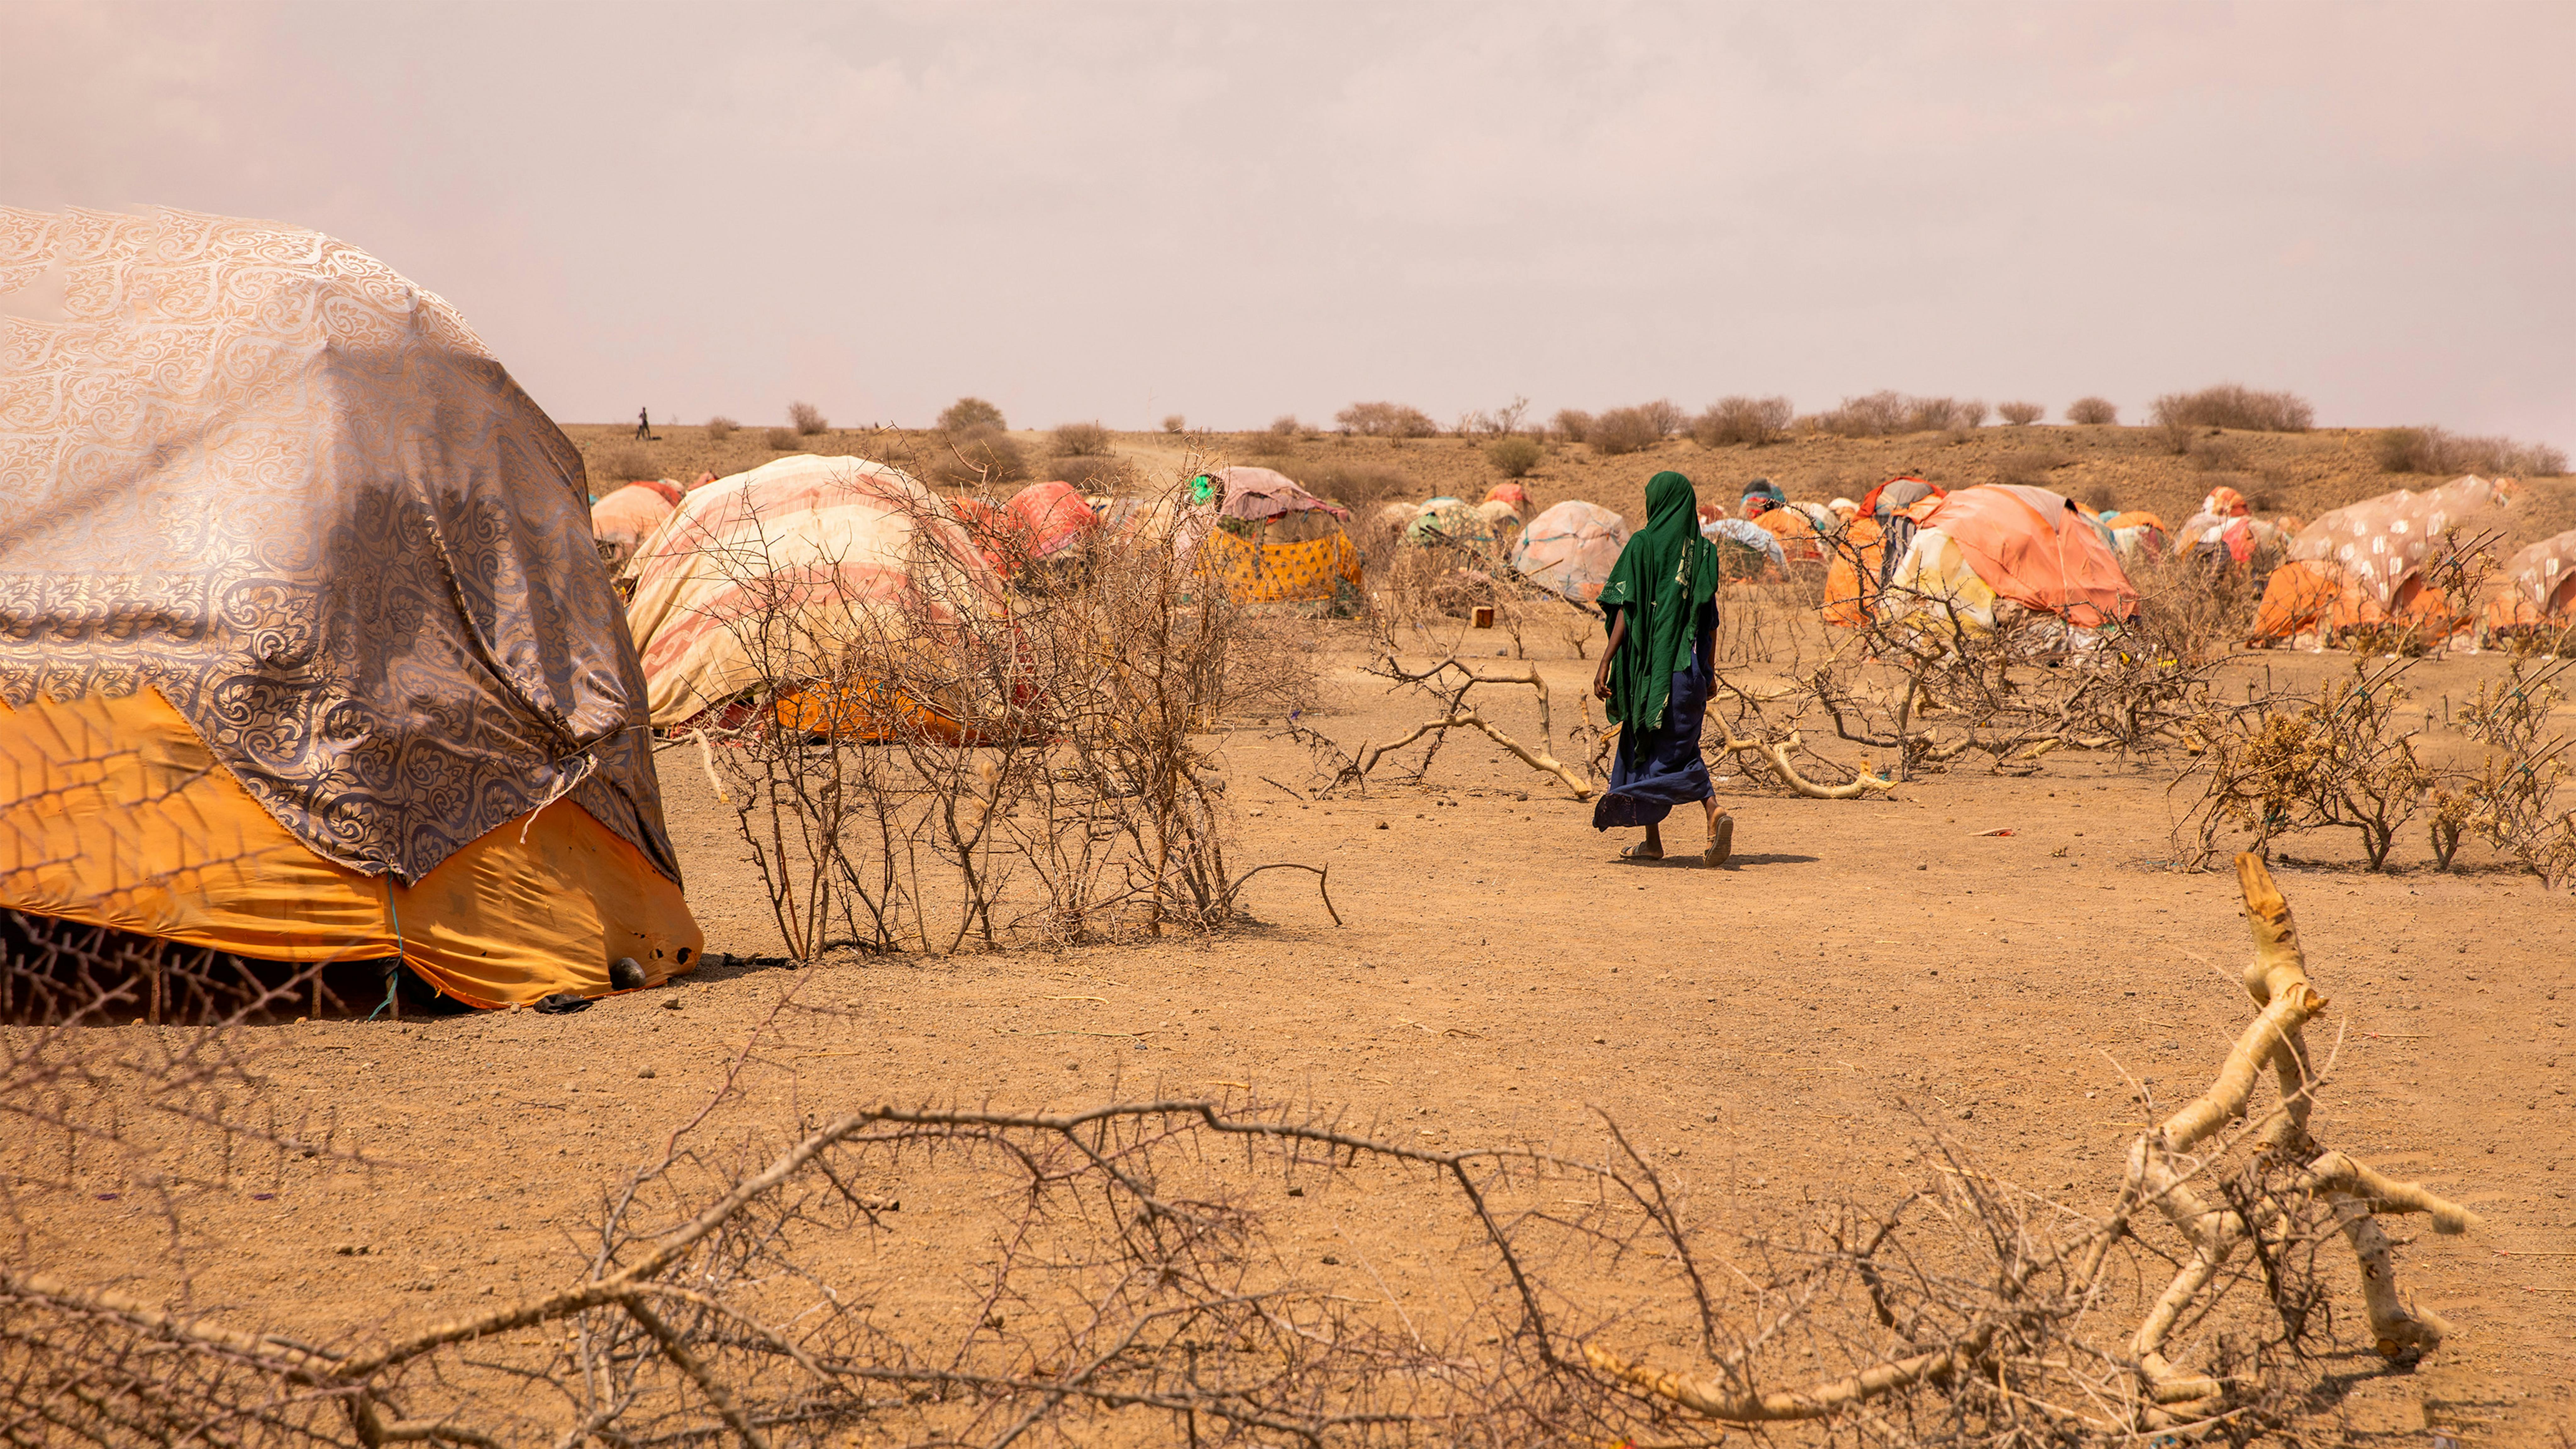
[1049,421,1112,458]
[2067,396,2119,426]
[932,429,1030,488]
[683,470,1320,953]
[2179,659,2437,870]
[788,401,830,436]
[704,415,738,443]
[1333,402,1438,439]
[1996,401,2043,426]
[1161,412,1185,434]
[1551,408,1593,444]
[1690,395,1793,448]
[938,397,1006,434]
[761,427,798,451]
[1585,406,1661,456]
[1484,436,1542,479]
[2152,384,2312,434]
[597,445,660,485]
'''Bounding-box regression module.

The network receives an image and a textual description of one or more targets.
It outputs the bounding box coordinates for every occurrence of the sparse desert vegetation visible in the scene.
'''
[788,399,830,435]
[1335,400,1440,438]
[2068,395,2120,425]
[1690,394,1794,447]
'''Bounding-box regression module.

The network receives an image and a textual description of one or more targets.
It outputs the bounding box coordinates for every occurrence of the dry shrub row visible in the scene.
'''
[2152,383,2312,433]
[1690,394,1794,447]
[2185,649,2576,879]
[1806,391,1988,437]
[2376,424,2567,478]
[1334,400,1439,438]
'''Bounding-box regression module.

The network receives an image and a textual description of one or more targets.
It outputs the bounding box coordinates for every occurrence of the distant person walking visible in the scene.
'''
[1592,470,1733,865]
[635,406,651,440]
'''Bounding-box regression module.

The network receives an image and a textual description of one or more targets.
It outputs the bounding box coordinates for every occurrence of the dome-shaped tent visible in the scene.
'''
[622,454,1008,733]
[0,207,698,1009]
[1879,484,2138,634]
[2252,476,2517,643]
[593,479,682,570]
[1511,501,1629,603]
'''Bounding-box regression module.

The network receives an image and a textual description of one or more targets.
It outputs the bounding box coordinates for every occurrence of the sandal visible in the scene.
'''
[1702,813,1735,867]
[1619,843,1664,863]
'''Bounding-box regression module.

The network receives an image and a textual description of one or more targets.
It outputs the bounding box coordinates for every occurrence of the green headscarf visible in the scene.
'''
[1597,471,1721,732]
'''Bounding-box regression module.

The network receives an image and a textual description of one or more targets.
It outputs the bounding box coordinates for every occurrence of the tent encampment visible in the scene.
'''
[1878,484,2138,634]
[2252,476,2518,643]
[1512,501,1629,603]
[623,454,1006,732]
[0,206,700,1008]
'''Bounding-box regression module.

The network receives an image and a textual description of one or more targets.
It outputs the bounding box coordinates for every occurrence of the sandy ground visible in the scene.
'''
[20,630,2575,1442]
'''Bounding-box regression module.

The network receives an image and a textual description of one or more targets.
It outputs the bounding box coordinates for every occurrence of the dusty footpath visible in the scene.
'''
[21,648,2576,1441]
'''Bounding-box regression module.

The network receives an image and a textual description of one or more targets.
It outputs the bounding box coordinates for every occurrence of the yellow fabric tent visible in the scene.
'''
[0,207,700,1006]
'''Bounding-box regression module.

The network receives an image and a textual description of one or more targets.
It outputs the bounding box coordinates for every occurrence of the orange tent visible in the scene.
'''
[2253,476,2518,642]
[1881,484,2138,632]
[0,207,700,1009]
[1825,479,1948,628]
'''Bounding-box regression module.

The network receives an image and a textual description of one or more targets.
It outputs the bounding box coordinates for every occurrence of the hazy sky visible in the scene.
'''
[10,1,2572,446]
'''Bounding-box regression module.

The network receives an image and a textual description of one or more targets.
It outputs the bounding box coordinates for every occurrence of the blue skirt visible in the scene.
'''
[1593,652,1714,831]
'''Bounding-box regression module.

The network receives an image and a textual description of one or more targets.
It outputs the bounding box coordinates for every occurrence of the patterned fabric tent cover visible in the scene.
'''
[624,454,1004,727]
[1512,501,1629,603]
[593,481,681,569]
[2253,476,2515,640]
[1214,466,1351,523]
[2483,528,2576,631]
[0,206,696,1004]
[1405,496,1496,550]
[1196,530,1364,605]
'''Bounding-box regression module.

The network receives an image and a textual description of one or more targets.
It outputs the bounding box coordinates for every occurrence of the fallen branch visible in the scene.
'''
[1718,730,1893,800]
[1225,862,1343,926]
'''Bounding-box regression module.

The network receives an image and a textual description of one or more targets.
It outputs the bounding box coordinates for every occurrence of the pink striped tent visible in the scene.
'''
[622,455,1004,727]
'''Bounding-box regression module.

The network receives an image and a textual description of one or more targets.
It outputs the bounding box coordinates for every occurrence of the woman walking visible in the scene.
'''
[1592,471,1734,864]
